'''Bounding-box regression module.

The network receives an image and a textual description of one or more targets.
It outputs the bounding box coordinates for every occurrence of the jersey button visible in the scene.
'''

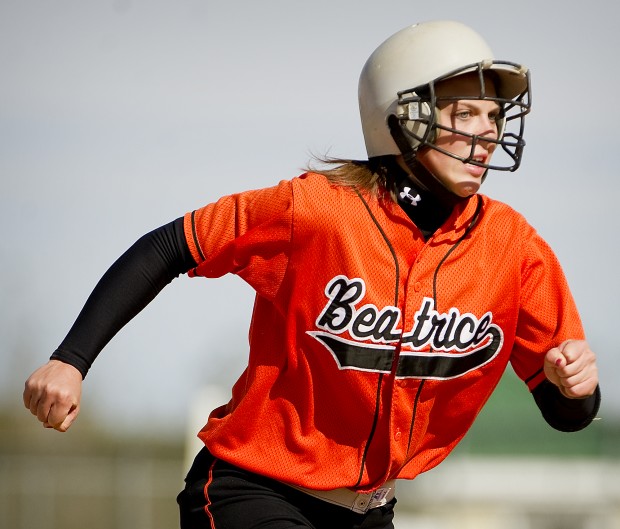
[414,281,422,292]
[394,429,402,440]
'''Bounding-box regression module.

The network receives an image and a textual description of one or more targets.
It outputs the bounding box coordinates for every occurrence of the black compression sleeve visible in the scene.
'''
[50,217,196,378]
[532,379,601,432]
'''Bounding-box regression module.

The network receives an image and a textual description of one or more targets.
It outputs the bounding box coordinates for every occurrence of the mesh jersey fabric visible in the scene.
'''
[183,172,584,492]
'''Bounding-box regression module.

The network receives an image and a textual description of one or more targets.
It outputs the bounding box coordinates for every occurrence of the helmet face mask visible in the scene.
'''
[395,60,531,172]
[358,21,532,174]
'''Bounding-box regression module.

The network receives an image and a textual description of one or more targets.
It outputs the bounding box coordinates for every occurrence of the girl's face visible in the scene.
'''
[415,74,501,197]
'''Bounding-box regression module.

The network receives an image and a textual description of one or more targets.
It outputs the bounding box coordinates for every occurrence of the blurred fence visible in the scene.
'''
[1,452,619,529]
[396,456,620,529]
[0,453,182,529]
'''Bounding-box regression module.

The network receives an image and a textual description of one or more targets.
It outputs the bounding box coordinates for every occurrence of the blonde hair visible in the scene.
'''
[306,155,398,199]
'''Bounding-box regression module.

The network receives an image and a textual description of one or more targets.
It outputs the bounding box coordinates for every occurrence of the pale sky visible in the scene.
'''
[2,0,619,436]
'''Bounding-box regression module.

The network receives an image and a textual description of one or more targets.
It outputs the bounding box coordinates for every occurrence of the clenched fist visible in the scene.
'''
[544,340,599,399]
[23,360,83,432]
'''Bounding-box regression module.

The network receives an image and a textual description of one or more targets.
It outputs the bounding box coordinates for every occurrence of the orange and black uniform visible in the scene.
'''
[51,170,600,529]
[184,171,594,489]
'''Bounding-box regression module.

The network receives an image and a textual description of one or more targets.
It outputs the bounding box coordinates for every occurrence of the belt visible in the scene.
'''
[287,480,396,514]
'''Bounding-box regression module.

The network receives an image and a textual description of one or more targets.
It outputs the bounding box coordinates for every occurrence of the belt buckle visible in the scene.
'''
[352,486,391,514]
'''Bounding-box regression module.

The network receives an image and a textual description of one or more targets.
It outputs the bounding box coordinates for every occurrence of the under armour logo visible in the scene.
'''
[399,186,421,206]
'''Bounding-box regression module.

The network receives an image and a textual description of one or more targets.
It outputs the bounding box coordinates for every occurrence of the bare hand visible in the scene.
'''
[23,360,83,432]
[544,340,599,399]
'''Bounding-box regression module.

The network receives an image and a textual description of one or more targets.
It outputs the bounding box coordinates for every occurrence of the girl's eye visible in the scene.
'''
[455,110,471,119]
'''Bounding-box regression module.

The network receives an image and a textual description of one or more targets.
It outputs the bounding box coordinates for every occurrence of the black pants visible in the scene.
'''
[177,448,396,529]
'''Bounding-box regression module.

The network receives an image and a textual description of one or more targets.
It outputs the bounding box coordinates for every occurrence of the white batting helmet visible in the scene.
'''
[358,20,531,171]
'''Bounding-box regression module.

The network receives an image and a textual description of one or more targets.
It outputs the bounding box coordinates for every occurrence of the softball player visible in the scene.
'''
[24,20,600,529]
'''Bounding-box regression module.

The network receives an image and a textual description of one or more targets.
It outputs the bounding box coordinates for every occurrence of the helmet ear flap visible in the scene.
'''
[396,95,437,152]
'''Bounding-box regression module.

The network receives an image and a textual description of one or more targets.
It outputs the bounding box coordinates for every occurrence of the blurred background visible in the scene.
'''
[1,1,618,528]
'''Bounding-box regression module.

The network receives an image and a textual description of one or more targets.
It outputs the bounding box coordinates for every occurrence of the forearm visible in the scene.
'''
[532,379,601,432]
[51,217,196,377]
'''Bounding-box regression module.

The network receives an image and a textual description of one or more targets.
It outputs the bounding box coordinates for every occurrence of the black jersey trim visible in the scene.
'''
[190,210,206,261]
[353,190,400,487]
[525,367,544,385]
[432,195,483,310]
[355,190,400,306]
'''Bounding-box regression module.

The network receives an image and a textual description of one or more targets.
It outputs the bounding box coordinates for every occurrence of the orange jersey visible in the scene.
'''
[184,172,584,492]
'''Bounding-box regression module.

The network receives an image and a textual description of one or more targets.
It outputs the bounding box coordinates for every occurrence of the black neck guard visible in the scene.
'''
[378,157,467,240]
